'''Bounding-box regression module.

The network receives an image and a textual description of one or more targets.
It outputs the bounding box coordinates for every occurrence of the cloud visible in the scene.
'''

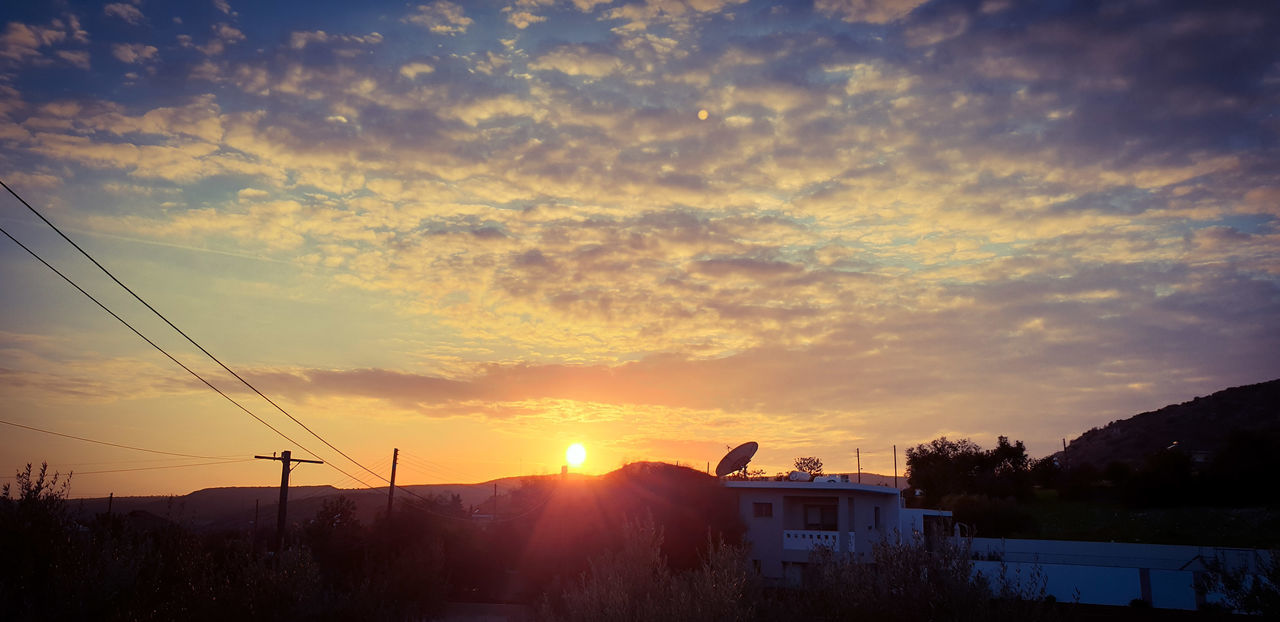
[4,0,1278,468]
[289,30,383,50]
[0,22,66,62]
[55,50,90,69]
[506,10,547,30]
[399,61,434,79]
[529,44,623,77]
[213,0,232,15]
[403,1,474,35]
[104,3,145,25]
[814,0,927,24]
[111,43,158,64]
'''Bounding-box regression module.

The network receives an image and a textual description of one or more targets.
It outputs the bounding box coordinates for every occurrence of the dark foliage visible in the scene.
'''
[905,436,1035,535]
[3,461,747,619]
[793,456,824,475]
[942,493,1035,537]
[1198,549,1279,616]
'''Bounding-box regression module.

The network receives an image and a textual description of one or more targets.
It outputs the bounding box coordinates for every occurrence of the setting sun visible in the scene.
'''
[566,443,586,467]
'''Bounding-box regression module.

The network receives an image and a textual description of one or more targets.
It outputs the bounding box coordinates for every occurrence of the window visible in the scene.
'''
[752,502,773,518]
[874,506,881,529]
[804,504,837,530]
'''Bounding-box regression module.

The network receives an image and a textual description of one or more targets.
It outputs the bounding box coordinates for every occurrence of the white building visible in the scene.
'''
[726,478,947,582]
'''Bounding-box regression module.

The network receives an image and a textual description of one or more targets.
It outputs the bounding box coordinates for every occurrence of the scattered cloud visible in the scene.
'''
[2,0,1278,482]
[111,43,158,64]
[104,3,146,25]
[403,1,474,35]
[815,0,928,24]
[506,10,547,30]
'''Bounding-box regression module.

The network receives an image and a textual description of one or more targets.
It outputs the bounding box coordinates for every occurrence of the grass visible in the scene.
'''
[1008,489,1280,548]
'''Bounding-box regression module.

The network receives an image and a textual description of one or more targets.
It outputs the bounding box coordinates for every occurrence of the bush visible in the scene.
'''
[942,493,1035,537]
[540,515,755,622]
[1199,549,1279,616]
[798,535,992,622]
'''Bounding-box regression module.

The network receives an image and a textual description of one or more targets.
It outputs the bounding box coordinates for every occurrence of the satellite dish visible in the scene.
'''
[715,441,759,477]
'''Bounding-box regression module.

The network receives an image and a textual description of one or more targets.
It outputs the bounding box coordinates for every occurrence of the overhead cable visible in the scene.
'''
[1,179,392,485]
[0,417,237,460]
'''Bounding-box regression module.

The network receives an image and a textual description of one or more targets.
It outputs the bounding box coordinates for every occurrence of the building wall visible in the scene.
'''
[736,489,786,578]
[733,485,901,578]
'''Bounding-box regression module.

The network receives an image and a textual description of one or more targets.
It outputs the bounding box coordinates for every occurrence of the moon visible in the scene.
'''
[566,443,586,467]
[697,109,709,120]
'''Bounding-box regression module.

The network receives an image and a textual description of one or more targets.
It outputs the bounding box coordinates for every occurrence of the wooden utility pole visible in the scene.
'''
[254,450,323,554]
[893,445,898,489]
[856,449,861,483]
[386,448,399,518]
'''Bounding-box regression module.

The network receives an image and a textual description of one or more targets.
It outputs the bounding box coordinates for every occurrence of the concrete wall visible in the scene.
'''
[967,538,1271,610]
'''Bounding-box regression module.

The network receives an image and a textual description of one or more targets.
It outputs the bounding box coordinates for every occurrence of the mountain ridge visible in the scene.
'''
[1059,378,1280,471]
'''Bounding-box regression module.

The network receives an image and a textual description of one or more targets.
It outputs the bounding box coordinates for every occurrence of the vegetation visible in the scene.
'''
[2,460,747,620]
[542,523,1061,622]
[540,516,755,622]
[793,456,824,475]
[902,423,1280,544]
[1198,549,1279,616]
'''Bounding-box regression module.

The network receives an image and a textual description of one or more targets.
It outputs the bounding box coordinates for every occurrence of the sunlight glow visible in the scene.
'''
[566,443,586,467]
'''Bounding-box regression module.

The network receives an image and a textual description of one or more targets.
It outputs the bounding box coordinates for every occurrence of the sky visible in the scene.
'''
[0,0,1277,498]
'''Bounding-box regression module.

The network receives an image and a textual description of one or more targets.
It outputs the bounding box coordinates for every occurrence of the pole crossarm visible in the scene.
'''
[255,454,324,464]
[254,450,323,555]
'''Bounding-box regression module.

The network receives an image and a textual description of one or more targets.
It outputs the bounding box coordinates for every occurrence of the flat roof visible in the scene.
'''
[724,480,901,495]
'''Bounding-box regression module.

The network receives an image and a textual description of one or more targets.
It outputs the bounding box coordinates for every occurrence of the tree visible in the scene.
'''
[906,437,984,505]
[793,456,824,475]
[907,437,1034,507]
[1,463,76,619]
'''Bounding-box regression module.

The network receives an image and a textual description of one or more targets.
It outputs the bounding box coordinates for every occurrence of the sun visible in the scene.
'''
[566,443,586,467]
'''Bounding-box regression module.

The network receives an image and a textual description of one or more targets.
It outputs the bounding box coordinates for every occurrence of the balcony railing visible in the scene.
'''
[782,529,854,552]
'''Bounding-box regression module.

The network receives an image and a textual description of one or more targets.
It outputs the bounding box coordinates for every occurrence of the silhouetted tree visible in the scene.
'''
[793,456,824,475]
[0,463,76,620]
[905,437,985,505]
[1029,456,1061,489]
[304,495,365,589]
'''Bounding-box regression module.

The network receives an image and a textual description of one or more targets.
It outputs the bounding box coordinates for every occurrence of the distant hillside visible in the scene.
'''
[1060,378,1280,471]
[70,475,550,531]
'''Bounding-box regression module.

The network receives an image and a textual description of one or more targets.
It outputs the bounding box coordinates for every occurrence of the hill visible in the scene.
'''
[69,475,550,531]
[1060,378,1280,471]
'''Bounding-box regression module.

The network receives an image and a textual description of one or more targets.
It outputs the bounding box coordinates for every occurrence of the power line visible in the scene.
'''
[73,458,255,475]
[0,417,237,460]
[2,180,392,486]
[1,217,389,492]
[0,224,321,457]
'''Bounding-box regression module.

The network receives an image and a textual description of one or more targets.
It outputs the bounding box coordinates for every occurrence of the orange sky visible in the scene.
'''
[1,0,1277,497]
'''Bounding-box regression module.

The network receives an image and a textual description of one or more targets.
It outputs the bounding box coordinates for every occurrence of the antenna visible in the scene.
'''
[715,441,759,478]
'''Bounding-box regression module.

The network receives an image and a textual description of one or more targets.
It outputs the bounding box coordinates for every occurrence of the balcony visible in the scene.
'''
[782,530,854,553]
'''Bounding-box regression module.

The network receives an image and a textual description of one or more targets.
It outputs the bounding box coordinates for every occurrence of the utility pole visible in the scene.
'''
[893,445,898,489]
[255,450,323,554]
[856,449,861,483]
[386,448,399,519]
[107,492,113,515]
